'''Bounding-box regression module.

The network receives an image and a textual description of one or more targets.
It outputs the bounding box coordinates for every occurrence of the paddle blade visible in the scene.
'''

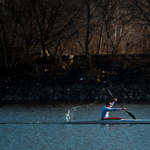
[127,111,136,119]
[106,89,113,97]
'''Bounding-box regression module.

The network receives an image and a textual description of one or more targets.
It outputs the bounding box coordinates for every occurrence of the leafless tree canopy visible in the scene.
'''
[0,0,150,68]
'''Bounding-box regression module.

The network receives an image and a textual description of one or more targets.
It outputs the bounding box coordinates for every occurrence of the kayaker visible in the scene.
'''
[101,98,126,120]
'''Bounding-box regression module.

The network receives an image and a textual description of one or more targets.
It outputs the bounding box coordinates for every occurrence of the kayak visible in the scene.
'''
[0,122,52,124]
[53,119,150,124]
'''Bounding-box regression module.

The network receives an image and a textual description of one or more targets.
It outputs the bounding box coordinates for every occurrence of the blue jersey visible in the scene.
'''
[101,102,122,119]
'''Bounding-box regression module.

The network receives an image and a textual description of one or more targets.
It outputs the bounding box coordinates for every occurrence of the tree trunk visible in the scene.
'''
[85,0,91,66]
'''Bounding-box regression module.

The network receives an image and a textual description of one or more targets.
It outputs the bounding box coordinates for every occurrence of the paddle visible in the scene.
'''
[106,88,136,119]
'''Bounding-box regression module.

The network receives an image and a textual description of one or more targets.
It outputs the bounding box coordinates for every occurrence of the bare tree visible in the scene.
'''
[130,0,150,52]
[102,0,132,55]
[0,1,20,68]
[6,0,38,58]
[62,0,101,66]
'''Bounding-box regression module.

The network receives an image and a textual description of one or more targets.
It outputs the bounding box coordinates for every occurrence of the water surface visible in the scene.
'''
[0,102,150,150]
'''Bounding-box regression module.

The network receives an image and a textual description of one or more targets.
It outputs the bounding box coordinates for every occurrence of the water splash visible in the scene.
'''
[65,106,79,122]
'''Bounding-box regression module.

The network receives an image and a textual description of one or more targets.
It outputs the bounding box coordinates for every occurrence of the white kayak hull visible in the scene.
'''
[53,119,150,124]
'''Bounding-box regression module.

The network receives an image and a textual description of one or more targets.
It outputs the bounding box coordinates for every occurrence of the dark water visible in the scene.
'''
[0,102,150,150]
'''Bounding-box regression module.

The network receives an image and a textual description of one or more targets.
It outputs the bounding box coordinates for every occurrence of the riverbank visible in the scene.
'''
[1,57,150,103]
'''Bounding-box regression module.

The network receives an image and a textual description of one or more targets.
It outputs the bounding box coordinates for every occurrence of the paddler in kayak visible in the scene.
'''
[101,98,126,120]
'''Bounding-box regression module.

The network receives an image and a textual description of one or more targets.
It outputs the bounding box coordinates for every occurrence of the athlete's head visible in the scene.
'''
[106,102,111,107]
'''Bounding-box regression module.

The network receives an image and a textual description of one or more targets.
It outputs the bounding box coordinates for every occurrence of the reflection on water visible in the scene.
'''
[0,102,150,150]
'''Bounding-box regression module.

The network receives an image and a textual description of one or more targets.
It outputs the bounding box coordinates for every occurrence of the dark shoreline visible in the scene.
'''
[1,56,150,104]
[1,75,150,104]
